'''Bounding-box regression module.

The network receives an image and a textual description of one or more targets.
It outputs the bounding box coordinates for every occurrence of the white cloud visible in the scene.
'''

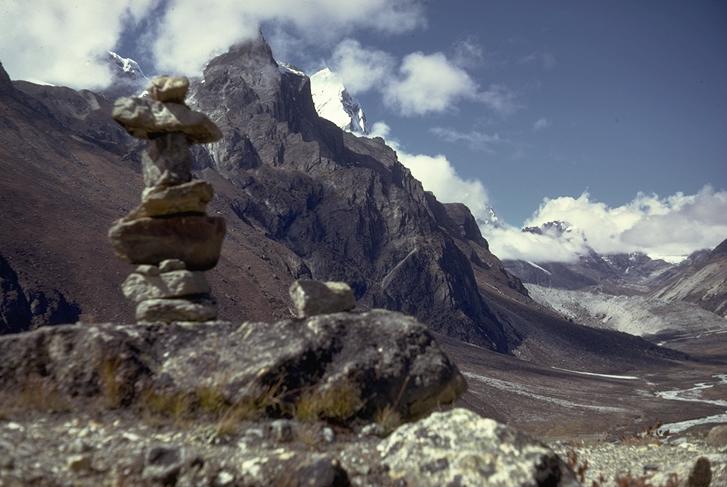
[533,117,551,131]
[0,0,155,89]
[430,127,504,152]
[368,122,492,224]
[383,52,479,116]
[484,187,727,262]
[0,0,424,87]
[328,40,517,117]
[328,39,395,94]
[153,0,425,74]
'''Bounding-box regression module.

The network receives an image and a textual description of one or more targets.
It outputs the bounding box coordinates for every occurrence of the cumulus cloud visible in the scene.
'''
[382,52,479,115]
[327,40,517,117]
[484,187,727,262]
[328,39,395,94]
[430,127,504,152]
[153,0,425,74]
[0,0,425,87]
[368,122,492,223]
[0,0,155,89]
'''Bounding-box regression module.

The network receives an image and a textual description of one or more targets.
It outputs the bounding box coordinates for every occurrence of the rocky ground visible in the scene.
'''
[0,309,580,486]
[554,433,726,486]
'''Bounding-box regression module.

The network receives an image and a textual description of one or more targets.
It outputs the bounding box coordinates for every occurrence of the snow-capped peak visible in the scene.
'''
[107,51,146,81]
[310,68,367,134]
[476,206,503,229]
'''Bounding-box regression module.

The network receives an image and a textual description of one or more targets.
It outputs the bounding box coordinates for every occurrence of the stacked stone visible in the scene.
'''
[108,76,225,323]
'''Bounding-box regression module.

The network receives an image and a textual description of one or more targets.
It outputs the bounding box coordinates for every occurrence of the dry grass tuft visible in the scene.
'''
[374,405,402,435]
[0,375,71,416]
[294,382,362,423]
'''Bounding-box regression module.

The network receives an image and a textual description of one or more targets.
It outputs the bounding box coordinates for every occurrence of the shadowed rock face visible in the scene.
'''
[191,38,513,350]
[0,254,31,333]
[0,255,80,334]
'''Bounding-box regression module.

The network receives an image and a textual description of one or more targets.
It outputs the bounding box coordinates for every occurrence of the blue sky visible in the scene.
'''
[274,0,727,225]
[2,0,726,260]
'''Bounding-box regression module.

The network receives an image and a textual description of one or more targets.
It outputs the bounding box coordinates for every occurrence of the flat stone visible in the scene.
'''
[108,215,226,271]
[67,454,93,473]
[159,259,186,273]
[289,280,356,318]
[128,180,213,218]
[141,133,193,187]
[122,270,210,302]
[112,97,222,144]
[136,297,217,322]
[149,76,189,103]
[135,265,160,277]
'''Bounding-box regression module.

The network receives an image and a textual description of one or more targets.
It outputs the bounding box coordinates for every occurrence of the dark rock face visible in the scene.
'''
[0,254,31,333]
[191,37,512,350]
[1,255,79,334]
[0,310,465,420]
[27,287,81,329]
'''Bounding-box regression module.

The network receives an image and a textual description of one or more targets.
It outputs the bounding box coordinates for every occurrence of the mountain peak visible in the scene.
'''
[0,61,12,91]
[310,67,367,134]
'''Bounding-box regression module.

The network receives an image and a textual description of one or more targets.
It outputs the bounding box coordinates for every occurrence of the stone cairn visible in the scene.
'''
[108,76,226,323]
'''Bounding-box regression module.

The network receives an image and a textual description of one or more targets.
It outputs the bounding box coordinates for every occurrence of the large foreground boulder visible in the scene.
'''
[378,408,580,486]
[0,309,465,421]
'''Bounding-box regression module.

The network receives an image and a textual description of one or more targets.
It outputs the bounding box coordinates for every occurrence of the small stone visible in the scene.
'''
[136,297,217,322]
[687,457,711,487]
[122,270,210,302]
[706,424,727,448]
[278,457,349,487]
[360,423,385,437]
[129,180,214,218]
[149,76,189,103]
[142,445,184,484]
[67,454,93,473]
[135,264,160,276]
[112,97,222,143]
[289,280,356,318]
[109,215,226,271]
[159,259,186,273]
[321,427,335,443]
[214,470,235,486]
[270,420,294,443]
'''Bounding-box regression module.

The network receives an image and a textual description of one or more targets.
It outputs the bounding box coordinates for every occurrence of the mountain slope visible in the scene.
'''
[651,238,727,317]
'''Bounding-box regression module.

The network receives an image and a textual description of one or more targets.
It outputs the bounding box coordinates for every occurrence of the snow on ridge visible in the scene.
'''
[310,67,367,134]
[107,51,145,78]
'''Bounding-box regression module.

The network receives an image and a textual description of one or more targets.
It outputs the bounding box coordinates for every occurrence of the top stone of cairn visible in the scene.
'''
[149,75,189,103]
[111,75,222,144]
